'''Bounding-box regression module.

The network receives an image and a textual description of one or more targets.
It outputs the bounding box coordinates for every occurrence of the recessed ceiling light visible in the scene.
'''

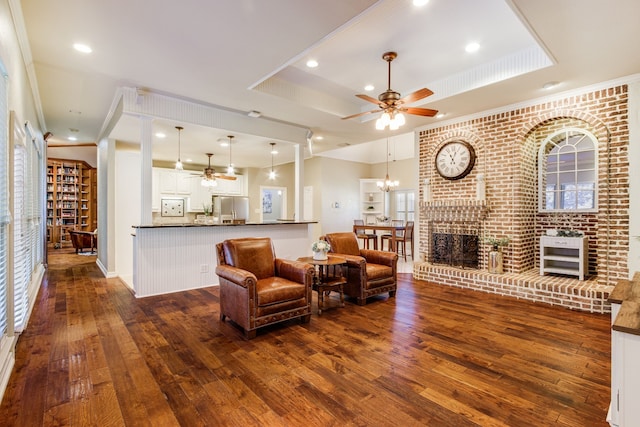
[364,84,374,91]
[68,136,77,141]
[73,43,92,54]
[185,158,193,163]
[413,0,429,6]
[306,59,318,68]
[436,113,445,119]
[315,135,324,141]
[542,81,560,90]
[465,42,480,53]
[220,142,229,147]
[155,132,166,138]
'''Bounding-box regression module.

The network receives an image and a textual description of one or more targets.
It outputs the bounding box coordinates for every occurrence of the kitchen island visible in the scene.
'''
[132,221,319,297]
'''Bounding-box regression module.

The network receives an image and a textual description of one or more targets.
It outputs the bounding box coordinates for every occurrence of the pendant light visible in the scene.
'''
[226,135,235,176]
[174,126,184,171]
[377,138,399,192]
[269,142,277,180]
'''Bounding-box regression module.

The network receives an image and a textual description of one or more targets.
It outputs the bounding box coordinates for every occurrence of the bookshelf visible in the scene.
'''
[47,159,96,246]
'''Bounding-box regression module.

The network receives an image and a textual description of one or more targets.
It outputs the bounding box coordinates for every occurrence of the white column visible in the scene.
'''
[294,143,304,221]
[140,117,153,225]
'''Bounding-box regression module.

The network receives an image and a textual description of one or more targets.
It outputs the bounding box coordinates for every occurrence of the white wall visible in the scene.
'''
[114,149,141,288]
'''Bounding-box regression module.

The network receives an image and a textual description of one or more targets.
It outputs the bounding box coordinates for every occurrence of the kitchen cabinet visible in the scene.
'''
[214,174,244,195]
[153,168,245,212]
[189,178,214,212]
[158,169,191,194]
[608,274,640,426]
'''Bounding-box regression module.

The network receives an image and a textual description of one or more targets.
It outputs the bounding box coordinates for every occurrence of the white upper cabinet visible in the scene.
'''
[158,169,191,194]
[153,168,245,212]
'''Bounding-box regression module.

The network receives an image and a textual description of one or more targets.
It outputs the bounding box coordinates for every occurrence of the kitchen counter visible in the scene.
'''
[131,221,320,297]
[133,221,317,228]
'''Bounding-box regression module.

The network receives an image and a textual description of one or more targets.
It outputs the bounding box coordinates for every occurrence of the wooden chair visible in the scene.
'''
[394,221,414,261]
[353,219,378,249]
[380,220,404,251]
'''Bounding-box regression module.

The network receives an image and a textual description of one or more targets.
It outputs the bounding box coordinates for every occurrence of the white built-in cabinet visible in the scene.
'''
[607,276,640,426]
[152,167,245,213]
[360,178,386,224]
[539,236,588,280]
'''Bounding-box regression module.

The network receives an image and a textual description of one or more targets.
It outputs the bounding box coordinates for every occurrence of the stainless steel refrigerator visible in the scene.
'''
[212,196,249,223]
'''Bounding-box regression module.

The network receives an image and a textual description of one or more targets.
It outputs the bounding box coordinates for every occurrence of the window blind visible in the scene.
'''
[13,141,28,332]
[0,71,9,337]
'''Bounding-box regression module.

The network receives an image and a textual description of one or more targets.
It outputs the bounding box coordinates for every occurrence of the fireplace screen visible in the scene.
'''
[431,232,479,268]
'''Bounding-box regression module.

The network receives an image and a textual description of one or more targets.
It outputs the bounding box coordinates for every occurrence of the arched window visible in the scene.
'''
[538,128,597,212]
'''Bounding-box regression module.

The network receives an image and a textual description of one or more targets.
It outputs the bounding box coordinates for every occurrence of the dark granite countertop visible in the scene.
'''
[133,221,317,229]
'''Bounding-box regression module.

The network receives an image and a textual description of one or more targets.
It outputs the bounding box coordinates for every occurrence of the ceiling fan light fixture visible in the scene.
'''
[201,178,217,187]
[395,112,405,126]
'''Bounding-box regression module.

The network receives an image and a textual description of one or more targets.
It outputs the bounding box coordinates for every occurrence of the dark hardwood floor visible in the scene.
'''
[0,247,611,426]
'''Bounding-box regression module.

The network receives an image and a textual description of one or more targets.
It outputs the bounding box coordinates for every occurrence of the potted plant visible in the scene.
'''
[483,235,510,274]
[311,240,331,260]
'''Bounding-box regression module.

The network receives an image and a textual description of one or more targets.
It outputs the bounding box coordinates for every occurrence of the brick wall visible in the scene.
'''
[418,85,629,287]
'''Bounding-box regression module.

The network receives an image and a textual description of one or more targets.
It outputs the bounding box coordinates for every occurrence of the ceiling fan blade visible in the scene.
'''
[355,94,383,105]
[214,174,237,181]
[398,88,433,105]
[404,107,439,117]
[341,109,379,120]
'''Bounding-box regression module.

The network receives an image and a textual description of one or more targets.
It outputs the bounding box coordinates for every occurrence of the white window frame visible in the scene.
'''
[393,190,415,222]
[538,128,598,213]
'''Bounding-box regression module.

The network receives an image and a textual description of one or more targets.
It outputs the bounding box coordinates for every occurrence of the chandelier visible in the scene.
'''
[377,138,399,192]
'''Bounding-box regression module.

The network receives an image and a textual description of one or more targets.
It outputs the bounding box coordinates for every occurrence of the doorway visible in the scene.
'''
[260,186,287,222]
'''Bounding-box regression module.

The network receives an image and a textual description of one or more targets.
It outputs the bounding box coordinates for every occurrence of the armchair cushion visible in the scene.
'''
[256,277,307,306]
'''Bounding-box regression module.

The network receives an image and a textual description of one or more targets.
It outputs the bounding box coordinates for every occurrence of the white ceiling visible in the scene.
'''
[19,0,640,168]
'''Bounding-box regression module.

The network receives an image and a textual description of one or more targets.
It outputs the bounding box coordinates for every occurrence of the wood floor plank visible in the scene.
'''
[0,249,612,426]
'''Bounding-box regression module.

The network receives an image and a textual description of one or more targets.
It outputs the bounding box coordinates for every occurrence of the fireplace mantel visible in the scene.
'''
[420,199,489,222]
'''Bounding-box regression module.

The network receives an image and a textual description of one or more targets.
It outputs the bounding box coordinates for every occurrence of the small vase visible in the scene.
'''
[313,251,328,261]
[488,249,503,274]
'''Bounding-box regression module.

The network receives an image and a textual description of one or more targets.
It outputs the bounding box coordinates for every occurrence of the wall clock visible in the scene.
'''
[435,140,476,180]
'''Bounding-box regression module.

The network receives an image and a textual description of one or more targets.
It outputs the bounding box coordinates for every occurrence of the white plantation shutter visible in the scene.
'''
[0,70,8,337]
[13,121,28,332]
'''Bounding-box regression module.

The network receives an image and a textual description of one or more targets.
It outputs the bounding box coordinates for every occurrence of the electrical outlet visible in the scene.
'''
[200,264,209,273]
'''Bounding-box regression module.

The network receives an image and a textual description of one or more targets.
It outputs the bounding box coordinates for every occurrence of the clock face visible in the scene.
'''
[435,141,476,180]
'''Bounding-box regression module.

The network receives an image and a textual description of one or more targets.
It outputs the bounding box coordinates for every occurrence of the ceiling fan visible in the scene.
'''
[342,51,438,129]
[193,153,237,185]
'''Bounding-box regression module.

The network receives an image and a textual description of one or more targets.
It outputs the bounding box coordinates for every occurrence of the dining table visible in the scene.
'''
[353,223,405,252]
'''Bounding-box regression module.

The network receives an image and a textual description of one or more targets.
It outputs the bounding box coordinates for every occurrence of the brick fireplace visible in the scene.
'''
[413,84,629,314]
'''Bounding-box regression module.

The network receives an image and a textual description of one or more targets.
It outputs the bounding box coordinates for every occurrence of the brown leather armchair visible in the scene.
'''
[323,232,398,306]
[68,230,96,254]
[215,237,314,339]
